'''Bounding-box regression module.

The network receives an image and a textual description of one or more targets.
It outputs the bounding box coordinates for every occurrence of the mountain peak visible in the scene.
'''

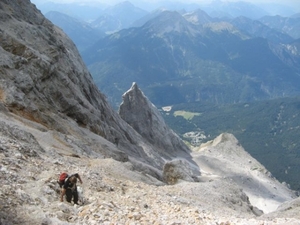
[143,10,197,36]
[184,8,214,25]
[93,1,148,32]
[119,82,191,158]
[108,1,136,12]
[127,81,139,93]
[115,1,134,7]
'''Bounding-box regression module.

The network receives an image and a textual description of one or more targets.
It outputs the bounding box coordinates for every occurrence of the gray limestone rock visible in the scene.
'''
[0,0,190,173]
[192,133,297,214]
[163,158,198,184]
[0,0,138,148]
[0,1,300,224]
[119,82,191,159]
[262,197,300,219]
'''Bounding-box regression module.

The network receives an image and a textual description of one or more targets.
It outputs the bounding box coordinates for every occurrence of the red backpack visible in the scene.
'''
[58,172,69,187]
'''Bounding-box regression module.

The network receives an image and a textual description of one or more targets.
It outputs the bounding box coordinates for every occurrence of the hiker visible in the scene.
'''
[60,173,83,204]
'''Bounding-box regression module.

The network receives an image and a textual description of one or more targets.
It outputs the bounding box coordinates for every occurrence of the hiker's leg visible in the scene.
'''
[73,190,78,204]
[65,189,72,203]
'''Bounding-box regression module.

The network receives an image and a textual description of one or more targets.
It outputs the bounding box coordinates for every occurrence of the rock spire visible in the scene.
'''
[119,82,191,159]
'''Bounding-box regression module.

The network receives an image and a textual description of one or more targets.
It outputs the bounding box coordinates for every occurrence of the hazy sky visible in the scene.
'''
[31,0,300,5]
[30,0,300,12]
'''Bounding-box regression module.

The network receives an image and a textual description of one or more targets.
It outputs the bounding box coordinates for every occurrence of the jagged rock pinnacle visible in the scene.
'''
[119,82,191,158]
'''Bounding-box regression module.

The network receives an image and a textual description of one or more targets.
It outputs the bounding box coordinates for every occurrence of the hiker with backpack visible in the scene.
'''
[59,173,83,204]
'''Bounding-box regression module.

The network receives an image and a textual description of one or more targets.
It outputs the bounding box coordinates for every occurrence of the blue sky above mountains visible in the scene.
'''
[31,0,300,11]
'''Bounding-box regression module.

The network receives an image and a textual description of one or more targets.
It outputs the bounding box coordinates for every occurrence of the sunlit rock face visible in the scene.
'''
[0,1,300,225]
[119,82,191,159]
[0,0,172,169]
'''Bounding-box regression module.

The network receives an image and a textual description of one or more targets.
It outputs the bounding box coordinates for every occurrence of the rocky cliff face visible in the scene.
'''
[119,82,200,181]
[119,82,191,158]
[0,1,299,225]
[0,0,111,136]
[0,0,192,175]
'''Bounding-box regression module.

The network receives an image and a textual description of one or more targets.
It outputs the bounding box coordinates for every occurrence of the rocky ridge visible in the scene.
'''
[192,133,297,214]
[0,1,300,225]
[0,0,192,176]
[119,82,192,159]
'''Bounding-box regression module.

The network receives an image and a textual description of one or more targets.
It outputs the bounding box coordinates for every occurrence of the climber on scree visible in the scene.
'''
[59,173,83,204]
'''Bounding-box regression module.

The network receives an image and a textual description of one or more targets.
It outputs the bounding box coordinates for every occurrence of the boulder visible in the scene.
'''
[163,159,199,185]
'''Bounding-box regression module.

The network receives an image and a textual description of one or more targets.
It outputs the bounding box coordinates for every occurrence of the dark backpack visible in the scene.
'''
[58,172,69,187]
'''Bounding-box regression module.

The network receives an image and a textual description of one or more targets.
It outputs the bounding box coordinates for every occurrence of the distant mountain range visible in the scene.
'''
[45,11,105,51]
[36,0,300,33]
[90,1,148,34]
[201,0,268,19]
[231,16,294,44]
[259,15,300,39]
[81,9,300,108]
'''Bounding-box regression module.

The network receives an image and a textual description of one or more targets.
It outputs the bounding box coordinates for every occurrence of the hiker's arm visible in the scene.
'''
[77,174,83,184]
[60,188,66,202]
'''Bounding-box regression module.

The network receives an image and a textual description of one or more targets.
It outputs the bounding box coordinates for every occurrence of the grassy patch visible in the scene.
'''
[173,110,201,120]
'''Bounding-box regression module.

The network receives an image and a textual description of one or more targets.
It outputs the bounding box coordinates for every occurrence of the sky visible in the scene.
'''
[33,0,296,2]
[30,0,300,5]
[30,0,300,12]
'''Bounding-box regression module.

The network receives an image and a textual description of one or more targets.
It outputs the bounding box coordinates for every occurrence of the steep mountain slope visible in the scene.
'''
[0,0,193,176]
[192,133,295,214]
[1,1,300,224]
[82,10,300,108]
[0,113,296,224]
[1,110,299,224]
